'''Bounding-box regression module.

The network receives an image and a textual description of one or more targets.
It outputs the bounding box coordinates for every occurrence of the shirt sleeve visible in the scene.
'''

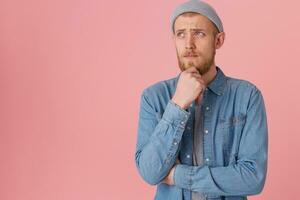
[173,89,268,196]
[135,90,191,185]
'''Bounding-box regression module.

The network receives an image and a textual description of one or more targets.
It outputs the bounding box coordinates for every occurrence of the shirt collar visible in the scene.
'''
[207,66,227,95]
[175,66,227,96]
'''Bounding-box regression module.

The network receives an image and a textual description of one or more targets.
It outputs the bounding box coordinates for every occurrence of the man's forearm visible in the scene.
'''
[135,95,190,185]
[173,159,267,196]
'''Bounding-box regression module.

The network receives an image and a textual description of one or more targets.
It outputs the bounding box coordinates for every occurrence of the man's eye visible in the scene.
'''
[195,32,205,37]
[176,32,184,38]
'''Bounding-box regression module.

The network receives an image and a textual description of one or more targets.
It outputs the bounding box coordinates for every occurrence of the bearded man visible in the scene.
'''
[135,1,268,199]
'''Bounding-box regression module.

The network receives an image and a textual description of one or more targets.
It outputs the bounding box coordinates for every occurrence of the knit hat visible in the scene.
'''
[170,0,224,33]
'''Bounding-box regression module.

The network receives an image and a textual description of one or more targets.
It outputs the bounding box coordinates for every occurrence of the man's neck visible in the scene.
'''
[202,64,217,86]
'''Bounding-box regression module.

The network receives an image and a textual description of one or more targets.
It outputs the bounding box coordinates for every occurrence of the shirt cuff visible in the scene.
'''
[174,164,210,191]
[162,100,190,128]
[173,164,192,189]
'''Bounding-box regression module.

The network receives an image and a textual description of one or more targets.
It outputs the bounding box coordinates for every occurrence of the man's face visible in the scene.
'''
[173,13,219,75]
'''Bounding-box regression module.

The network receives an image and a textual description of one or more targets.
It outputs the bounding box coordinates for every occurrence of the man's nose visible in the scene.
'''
[185,34,195,49]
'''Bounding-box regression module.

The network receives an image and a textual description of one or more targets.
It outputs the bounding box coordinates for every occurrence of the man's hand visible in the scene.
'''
[172,67,206,109]
[162,159,181,185]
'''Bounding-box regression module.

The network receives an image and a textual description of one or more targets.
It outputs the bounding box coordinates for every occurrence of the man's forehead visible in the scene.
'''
[175,28,208,33]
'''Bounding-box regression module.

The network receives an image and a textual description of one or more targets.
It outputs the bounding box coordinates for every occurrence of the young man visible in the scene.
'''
[135,1,268,199]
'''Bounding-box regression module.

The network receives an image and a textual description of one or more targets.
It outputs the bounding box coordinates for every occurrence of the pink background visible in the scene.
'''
[1,0,300,199]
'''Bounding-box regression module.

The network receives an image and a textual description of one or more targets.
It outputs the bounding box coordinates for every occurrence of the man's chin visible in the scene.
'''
[183,64,203,72]
[187,65,210,75]
[178,60,210,74]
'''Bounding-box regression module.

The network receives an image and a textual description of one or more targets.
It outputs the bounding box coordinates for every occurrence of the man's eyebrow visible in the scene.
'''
[175,28,206,33]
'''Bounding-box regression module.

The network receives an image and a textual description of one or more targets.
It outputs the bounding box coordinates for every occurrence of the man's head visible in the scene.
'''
[170,0,225,75]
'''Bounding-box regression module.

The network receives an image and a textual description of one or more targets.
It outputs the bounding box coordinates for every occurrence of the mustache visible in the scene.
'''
[183,52,199,57]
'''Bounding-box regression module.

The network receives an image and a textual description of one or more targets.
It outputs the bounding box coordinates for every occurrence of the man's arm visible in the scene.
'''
[173,89,268,196]
[135,89,190,185]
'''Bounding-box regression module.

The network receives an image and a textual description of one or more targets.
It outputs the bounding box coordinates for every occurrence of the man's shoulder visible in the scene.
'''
[225,75,261,94]
[142,75,178,97]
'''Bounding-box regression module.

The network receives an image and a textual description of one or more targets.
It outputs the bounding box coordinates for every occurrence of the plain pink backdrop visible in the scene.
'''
[1,0,300,199]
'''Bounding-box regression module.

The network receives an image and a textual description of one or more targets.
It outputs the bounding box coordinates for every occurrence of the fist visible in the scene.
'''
[172,67,206,109]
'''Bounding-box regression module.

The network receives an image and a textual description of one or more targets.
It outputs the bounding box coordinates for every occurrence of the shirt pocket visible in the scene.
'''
[215,114,246,159]
[218,114,246,129]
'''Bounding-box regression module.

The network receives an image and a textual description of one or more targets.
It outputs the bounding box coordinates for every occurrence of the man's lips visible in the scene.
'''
[184,53,198,57]
[184,55,198,57]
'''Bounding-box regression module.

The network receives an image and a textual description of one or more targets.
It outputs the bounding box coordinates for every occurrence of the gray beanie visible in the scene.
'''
[170,0,224,33]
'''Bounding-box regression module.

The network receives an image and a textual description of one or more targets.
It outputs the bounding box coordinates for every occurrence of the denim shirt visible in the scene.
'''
[135,67,268,200]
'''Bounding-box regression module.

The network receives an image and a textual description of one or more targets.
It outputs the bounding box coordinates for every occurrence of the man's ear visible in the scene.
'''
[215,32,225,49]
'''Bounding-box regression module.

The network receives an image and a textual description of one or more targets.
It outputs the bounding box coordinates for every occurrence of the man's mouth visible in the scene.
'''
[184,53,198,57]
[184,55,198,58]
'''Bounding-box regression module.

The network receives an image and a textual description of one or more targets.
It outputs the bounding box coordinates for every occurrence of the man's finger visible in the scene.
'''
[185,66,199,74]
[197,78,205,85]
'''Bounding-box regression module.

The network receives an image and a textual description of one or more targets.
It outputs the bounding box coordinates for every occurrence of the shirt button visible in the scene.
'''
[205,129,209,134]
[174,142,178,145]
[180,121,184,125]
[206,106,210,110]
[205,158,210,162]
[186,155,190,158]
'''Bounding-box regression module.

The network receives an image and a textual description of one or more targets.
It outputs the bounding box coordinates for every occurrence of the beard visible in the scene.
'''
[176,51,215,75]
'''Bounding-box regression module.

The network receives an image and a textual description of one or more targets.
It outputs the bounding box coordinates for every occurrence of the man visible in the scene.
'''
[134,0,268,199]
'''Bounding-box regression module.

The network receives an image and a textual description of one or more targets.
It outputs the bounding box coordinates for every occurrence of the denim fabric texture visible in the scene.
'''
[135,66,268,200]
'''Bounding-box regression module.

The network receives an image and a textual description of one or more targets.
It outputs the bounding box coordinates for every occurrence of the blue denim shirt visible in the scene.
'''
[135,67,268,200]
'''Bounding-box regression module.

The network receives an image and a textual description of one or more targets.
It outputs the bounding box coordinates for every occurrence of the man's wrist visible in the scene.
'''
[171,98,188,110]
